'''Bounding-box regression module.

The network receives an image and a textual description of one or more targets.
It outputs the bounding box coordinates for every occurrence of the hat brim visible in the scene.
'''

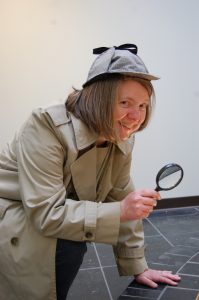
[121,72,159,81]
[83,71,159,87]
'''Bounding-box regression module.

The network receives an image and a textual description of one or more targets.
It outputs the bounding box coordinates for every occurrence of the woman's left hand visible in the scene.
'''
[135,269,181,288]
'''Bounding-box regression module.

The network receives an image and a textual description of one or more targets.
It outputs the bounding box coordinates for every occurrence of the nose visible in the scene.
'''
[127,107,140,121]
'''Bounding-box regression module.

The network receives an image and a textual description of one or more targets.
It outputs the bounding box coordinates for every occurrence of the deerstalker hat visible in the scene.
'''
[83,43,159,87]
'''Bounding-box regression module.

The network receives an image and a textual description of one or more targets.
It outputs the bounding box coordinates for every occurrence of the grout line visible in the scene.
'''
[178,272,199,277]
[164,252,190,257]
[176,251,199,274]
[157,285,168,300]
[102,264,117,268]
[146,218,174,247]
[80,264,117,271]
[93,243,113,300]
[190,237,199,241]
[126,286,150,290]
[152,206,199,214]
[144,234,160,238]
[120,295,155,299]
[175,244,199,250]
[149,262,175,266]
[157,285,199,300]
[189,251,199,261]
[166,286,199,291]
[80,266,101,271]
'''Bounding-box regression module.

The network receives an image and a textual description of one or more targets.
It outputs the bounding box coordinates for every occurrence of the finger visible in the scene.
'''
[158,276,179,286]
[164,274,181,281]
[145,200,157,207]
[141,206,154,218]
[160,271,181,280]
[140,189,161,200]
[161,270,172,275]
[136,276,158,288]
[142,198,158,207]
[153,200,157,207]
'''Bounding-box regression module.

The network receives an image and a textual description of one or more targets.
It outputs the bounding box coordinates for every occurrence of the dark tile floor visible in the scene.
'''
[67,206,199,300]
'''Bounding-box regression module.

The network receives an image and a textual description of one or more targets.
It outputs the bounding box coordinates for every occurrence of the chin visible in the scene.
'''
[118,135,130,141]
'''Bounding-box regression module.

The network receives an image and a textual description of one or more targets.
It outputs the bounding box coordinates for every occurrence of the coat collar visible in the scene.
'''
[45,104,134,155]
[69,112,134,155]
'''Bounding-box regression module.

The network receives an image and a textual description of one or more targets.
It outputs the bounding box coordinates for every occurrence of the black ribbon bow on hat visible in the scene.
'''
[93,43,138,55]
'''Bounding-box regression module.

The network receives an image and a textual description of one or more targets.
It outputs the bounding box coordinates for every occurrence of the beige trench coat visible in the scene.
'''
[0,104,147,300]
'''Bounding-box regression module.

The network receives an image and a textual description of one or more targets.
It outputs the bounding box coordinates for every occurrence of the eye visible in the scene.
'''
[139,103,148,110]
[119,100,129,108]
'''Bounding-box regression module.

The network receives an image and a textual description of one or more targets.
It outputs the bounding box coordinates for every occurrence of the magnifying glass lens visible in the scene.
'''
[155,163,183,191]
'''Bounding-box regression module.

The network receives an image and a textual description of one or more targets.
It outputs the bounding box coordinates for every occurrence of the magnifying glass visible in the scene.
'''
[155,163,184,192]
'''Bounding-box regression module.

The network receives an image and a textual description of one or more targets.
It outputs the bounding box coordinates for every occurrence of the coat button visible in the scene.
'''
[85,232,93,239]
[11,237,19,246]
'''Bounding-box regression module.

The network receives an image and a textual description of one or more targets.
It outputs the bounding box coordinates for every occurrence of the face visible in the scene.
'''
[113,79,150,140]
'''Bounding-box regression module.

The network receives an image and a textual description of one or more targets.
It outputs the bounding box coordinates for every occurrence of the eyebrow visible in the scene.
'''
[120,97,149,103]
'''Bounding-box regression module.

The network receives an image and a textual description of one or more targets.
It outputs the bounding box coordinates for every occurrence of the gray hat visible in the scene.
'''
[83,44,159,87]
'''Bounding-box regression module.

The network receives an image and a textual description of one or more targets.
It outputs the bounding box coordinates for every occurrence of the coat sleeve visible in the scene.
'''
[106,150,148,276]
[16,109,120,244]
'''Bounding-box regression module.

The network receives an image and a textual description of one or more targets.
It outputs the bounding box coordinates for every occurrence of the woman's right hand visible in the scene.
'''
[120,189,161,222]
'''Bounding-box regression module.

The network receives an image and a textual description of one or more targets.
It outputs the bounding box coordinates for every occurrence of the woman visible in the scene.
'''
[0,44,180,300]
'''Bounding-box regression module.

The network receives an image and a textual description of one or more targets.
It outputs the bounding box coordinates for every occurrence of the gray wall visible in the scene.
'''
[1,0,199,198]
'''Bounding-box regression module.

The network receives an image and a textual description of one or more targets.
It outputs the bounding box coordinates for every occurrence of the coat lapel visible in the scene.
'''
[63,111,134,202]
[96,144,115,201]
[70,147,97,201]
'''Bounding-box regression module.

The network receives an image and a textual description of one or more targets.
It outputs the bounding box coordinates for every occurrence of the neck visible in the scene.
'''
[96,137,108,147]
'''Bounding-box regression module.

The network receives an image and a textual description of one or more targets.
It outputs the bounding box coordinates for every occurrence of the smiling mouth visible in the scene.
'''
[119,121,133,130]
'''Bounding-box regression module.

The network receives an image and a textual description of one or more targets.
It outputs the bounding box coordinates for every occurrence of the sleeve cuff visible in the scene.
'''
[116,256,148,276]
[82,201,121,245]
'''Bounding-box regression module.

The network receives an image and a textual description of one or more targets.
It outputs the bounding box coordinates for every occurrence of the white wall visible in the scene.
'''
[1,0,199,198]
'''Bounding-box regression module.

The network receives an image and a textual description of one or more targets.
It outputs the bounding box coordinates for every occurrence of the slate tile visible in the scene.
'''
[148,214,199,249]
[154,252,189,268]
[167,233,199,248]
[80,242,99,269]
[177,274,199,289]
[121,286,161,298]
[144,236,174,262]
[117,207,199,300]
[67,268,110,300]
[95,243,116,266]
[190,252,199,263]
[69,206,199,300]
[103,266,132,300]
[143,218,160,236]
[151,207,197,218]
[160,287,199,300]
[179,262,199,276]
[127,280,166,291]
[149,214,199,239]
[118,281,166,299]
[148,262,180,274]
[166,245,199,257]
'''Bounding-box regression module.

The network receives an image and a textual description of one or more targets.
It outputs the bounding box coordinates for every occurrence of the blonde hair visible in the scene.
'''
[65,75,155,141]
